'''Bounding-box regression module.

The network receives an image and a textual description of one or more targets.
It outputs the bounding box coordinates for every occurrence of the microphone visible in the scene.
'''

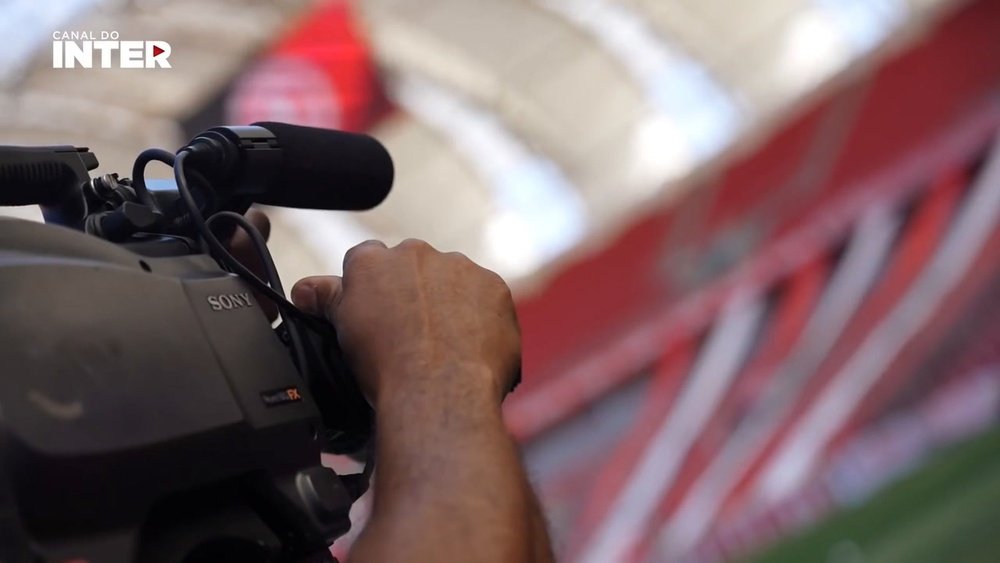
[182,122,393,211]
[252,122,393,211]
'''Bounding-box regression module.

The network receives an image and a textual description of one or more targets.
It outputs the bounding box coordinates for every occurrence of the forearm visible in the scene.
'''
[349,363,549,563]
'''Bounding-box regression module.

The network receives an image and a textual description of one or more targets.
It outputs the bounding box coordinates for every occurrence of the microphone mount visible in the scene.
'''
[181,125,282,200]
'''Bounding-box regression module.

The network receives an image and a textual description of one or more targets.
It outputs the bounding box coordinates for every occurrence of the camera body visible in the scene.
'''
[0,129,383,562]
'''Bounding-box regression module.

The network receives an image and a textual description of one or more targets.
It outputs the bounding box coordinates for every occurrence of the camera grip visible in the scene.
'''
[283,317,373,455]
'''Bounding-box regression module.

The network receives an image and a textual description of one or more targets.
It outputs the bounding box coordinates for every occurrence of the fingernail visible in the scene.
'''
[293,285,318,314]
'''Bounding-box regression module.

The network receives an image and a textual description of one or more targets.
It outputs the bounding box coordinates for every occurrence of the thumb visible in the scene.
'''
[291,275,343,318]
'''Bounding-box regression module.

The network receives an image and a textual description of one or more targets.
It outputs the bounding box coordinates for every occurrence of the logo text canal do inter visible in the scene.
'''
[52,31,171,69]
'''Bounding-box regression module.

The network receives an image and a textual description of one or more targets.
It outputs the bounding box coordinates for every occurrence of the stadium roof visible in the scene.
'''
[0,0,965,286]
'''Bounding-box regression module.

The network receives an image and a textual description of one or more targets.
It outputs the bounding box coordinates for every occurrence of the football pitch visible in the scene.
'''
[747,425,1000,563]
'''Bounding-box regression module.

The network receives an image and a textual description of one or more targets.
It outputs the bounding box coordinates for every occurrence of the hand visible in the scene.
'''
[290,239,521,406]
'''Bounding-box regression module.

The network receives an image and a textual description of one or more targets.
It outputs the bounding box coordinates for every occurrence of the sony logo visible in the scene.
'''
[207,292,254,311]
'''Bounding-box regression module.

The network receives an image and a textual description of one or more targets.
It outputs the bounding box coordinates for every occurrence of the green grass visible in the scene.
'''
[745,426,1000,563]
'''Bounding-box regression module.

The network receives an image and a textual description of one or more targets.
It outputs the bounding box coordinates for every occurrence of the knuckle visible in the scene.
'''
[446,250,476,269]
[481,268,513,298]
[482,266,507,286]
[344,239,385,266]
[398,238,434,253]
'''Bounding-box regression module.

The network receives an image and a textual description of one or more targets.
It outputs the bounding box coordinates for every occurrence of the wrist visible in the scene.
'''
[374,360,506,414]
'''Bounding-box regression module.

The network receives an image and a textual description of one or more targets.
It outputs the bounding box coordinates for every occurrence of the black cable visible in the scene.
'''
[131,148,175,209]
[173,150,302,316]
[206,212,284,290]
[172,150,331,332]
[175,151,375,478]
[206,211,309,373]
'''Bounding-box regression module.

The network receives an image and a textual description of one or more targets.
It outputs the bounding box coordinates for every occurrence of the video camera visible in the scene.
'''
[0,123,394,562]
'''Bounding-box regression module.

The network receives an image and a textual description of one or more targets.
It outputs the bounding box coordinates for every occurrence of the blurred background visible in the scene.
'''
[2,0,1000,561]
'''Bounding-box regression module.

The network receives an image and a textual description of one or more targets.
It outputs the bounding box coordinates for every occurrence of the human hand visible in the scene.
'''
[290,239,521,406]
